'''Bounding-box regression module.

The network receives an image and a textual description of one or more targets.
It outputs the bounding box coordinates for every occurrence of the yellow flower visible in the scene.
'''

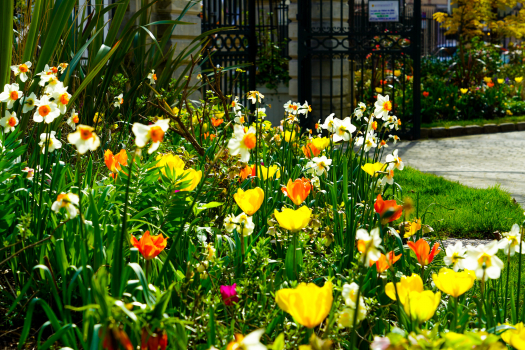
[385,274,423,302]
[432,268,475,298]
[502,323,525,350]
[276,281,333,328]
[394,70,401,77]
[403,218,421,238]
[312,137,330,150]
[516,77,523,83]
[483,77,492,84]
[156,153,185,175]
[498,78,504,84]
[460,88,468,94]
[284,130,296,142]
[179,168,202,191]
[361,162,385,177]
[257,165,280,180]
[274,206,312,232]
[403,290,441,323]
[375,87,383,93]
[93,112,104,124]
[233,187,264,215]
[507,109,513,115]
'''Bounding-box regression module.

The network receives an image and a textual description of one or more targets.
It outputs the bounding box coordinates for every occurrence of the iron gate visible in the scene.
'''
[297,0,421,139]
[201,0,290,106]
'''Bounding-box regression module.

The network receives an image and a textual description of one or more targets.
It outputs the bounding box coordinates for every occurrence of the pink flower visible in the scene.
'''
[220,283,239,306]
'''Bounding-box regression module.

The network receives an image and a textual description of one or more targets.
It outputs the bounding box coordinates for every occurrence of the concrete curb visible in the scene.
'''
[422,121,525,139]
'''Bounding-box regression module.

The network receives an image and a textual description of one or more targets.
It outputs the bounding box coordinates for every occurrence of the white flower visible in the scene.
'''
[11,62,32,82]
[67,125,101,154]
[58,63,69,73]
[381,169,394,186]
[389,134,400,145]
[51,83,71,114]
[66,109,79,130]
[354,108,363,120]
[337,303,367,328]
[284,100,299,114]
[227,124,256,163]
[356,132,377,152]
[234,114,246,124]
[384,115,398,129]
[0,83,23,109]
[33,95,60,123]
[224,214,237,233]
[321,113,337,133]
[386,149,404,170]
[311,175,320,188]
[22,92,38,113]
[247,91,264,104]
[298,101,311,116]
[132,119,170,154]
[332,117,356,142]
[315,119,322,133]
[358,102,366,111]
[39,131,62,154]
[0,111,19,133]
[463,241,504,280]
[22,167,35,180]
[356,227,382,265]
[231,97,242,113]
[374,94,392,120]
[114,93,124,108]
[147,70,157,85]
[256,108,266,119]
[371,337,391,350]
[342,282,360,308]
[51,192,79,219]
[42,75,61,93]
[444,241,466,271]
[306,156,332,176]
[499,224,525,256]
[235,212,255,236]
[228,329,267,350]
[36,64,58,77]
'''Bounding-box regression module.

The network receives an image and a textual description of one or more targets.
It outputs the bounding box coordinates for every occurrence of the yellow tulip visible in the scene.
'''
[179,168,202,191]
[460,88,468,94]
[156,153,185,175]
[498,78,504,84]
[276,281,333,328]
[234,187,264,215]
[257,165,280,180]
[403,290,441,323]
[284,130,296,142]
[516,77,523,83]
[403,219,421,238]
[312,137,330,151]
[214,112,225,119]
[375,87,383,93]
[274,206,312,232]
[385,274,423,302]
[394,70,401,77]
[502,323,525,350]
[361,162,385,177]
[432,268,475,298]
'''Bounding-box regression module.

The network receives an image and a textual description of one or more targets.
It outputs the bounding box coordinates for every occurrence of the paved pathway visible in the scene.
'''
[393,131,525,207]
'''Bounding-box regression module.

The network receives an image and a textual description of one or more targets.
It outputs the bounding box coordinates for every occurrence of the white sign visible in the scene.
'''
[369,1,399,22]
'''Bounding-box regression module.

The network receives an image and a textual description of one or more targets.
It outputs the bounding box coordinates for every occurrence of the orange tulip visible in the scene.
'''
[141,328,168,350]
[374,194,403,223]
[211,117,223,127]
[302,143,321,158]
[130,231,168,260]
[104,149,128,173]
[239,164,256,180]
[408,239,440,267]
[370,251,402,273]
[282,178,312,206]
[101,326,134,350]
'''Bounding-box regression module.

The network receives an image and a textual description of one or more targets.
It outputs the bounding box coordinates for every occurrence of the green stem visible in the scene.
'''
[453,296,458,331]
[504,250,511,321]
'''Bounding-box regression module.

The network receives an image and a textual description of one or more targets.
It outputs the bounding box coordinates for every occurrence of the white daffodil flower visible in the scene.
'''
[356,227,382,265]
[22,92,38,113]
[444,241,467,271]
[322,113,337,133]
[51,84,71,114]
[386,149,404,171]
[332,117,356,142]
[147,70,157,85]
[33,95,60,123]
[114,94,124,108]
[66,109,80,130]
[463,241,504,281]
[306,155,332,176]
[39,131,62,154]
[499,224,525,256]
[51,192,80,219]
[227,124,256,163]
[374,94,392,120]
[67,125,101,154]
[11,62,32,82]
[0,83,23,109]
[0,111,19,133]
[132,119,170,154]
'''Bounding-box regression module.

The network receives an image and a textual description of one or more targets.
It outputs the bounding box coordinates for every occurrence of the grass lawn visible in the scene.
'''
[421,115,525,129]
[395,166,524,239]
